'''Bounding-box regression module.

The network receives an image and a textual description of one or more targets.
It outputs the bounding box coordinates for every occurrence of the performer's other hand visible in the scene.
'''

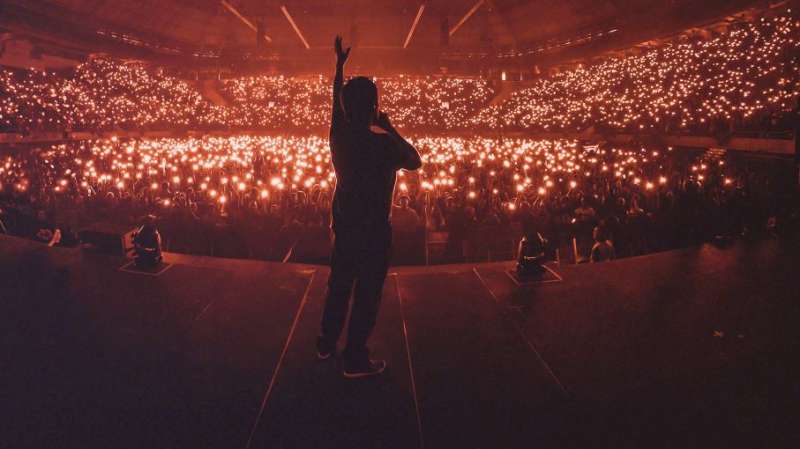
[375,111,394,132]
[335,35,351,66]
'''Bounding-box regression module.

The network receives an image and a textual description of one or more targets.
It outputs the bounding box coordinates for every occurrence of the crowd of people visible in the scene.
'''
[474,12,799,135]
[1,10,797,137]
[0,61,498,134]
[1,9,798,265]
[217,75,497,131]
[0,59,215,133]
[1,135,797,264]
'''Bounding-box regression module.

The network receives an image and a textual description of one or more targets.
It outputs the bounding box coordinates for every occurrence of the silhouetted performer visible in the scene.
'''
[317,36,422,379]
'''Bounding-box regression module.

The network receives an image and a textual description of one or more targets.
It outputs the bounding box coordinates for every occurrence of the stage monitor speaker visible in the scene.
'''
[80,222,136,256]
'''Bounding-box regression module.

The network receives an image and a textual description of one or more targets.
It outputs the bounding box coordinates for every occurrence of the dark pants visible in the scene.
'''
[319,225,391,363]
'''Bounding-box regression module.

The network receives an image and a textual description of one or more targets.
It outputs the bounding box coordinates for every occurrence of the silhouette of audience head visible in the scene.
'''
[341,76,378,129]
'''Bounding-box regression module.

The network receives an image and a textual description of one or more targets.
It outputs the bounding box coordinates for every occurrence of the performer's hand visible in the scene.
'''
[334,35,351,66]
[375,111,394,132]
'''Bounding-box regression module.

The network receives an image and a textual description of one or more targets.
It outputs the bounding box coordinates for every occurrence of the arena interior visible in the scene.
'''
[1,0,799,448]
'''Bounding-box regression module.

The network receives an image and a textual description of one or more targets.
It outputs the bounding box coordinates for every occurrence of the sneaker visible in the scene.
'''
[343,359,387,379]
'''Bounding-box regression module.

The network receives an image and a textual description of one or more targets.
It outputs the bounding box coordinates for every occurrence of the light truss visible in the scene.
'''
[403,4,426,49]
[280,5,310,50]
[450,0,485,37]
[220,0,272,44]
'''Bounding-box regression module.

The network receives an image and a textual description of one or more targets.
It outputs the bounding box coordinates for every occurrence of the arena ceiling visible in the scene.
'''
[0,0,764,73]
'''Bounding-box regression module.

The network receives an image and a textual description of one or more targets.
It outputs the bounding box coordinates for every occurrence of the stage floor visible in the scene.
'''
[1,234,798,449]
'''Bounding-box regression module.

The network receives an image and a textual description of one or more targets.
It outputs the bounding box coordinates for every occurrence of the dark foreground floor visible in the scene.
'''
[1,234,799,449]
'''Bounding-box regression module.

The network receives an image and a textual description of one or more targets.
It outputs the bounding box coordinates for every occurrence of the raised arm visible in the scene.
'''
[376,112,422,171]
[332,35,351,128]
